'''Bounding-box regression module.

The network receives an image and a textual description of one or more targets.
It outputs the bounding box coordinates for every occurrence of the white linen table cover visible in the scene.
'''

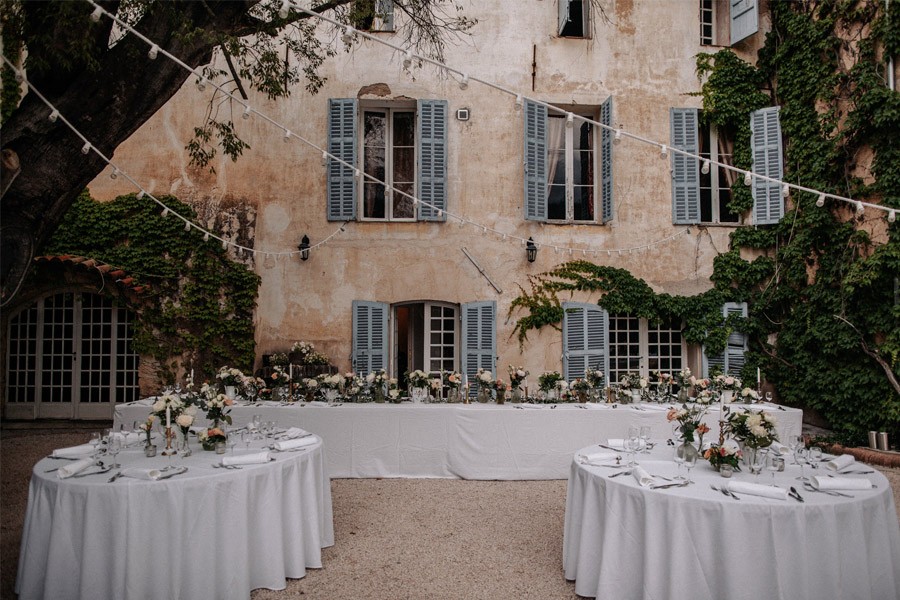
[115,402,803,480]
[563,445,900,600]
[16,436,333,600]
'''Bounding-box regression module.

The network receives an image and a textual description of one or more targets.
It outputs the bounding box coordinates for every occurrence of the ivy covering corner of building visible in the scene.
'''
[43,190,261,383]
[511,0,900,446]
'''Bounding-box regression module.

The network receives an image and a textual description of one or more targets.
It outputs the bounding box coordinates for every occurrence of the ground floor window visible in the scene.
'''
[608,314,684,382]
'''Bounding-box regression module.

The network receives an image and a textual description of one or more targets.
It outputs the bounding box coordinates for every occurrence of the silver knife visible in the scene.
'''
[157,467,188,480]
[107,471,123,483]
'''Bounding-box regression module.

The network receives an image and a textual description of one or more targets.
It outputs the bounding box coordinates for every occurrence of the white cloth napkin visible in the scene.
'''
[768,441,789,455]
[222,451,271,466]
[810,476,872,491]
[121,467,162,480]
[825,454,855,471]
[51,444,96,459]
[281,427,309,440]
[632,466,658,487]
[272,436,318,452]
[110,431,143,446]
[639,404,672,412]
[726,481,789,500]
[576,450,619,466]
[262,400,281,407]
[582,402,609,410]
[517,403,544,409]
[606,439,645,451]
[57,458,96,479]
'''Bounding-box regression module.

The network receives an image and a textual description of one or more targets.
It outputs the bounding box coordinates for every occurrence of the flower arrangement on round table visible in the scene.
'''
[704,439,743,471]
[198,427,226,451]
[667,404,709,444]
[387,377,401,403]
[476,369,494,402]
[724,409,778,449]
[740,387,760,403]
[406,369,430,388]
[538,371,562,392]
[492,378,508,403]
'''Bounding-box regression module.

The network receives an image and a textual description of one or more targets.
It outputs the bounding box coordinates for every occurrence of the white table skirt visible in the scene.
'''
[563,445,900,600]
[16,436,334,600]
[115,401,802,480]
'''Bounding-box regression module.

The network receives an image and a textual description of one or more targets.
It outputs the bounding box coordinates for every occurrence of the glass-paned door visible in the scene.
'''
[5,292,140,419]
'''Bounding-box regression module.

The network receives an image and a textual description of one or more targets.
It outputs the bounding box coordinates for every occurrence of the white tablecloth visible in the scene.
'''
[16,436,334,600]
[563,445,900,600]
[115,401,802,480]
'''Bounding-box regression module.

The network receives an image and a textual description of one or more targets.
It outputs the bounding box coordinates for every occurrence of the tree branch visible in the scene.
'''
[833,314,900,395]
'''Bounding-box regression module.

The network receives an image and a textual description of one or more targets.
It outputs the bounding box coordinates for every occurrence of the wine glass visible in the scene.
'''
[749,449,765,483]
[639,426,652,453]
[808,446,823,469]
[226,426,239,455]
[89,432,102,456]
[672,445,686,480]
[242,430,252,452]
[683,450,697,483]
[794,447,809,481]
[251,414,262,439]
[765,391,773,404]
[107,435,123,469]
[627,426,640,466]
[766,453,783,486]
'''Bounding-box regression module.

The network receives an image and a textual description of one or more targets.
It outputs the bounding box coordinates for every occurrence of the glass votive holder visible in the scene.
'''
[719,464,734,478]
[775,457,785,472]
[215,441,227,454]
[144,444,157,458]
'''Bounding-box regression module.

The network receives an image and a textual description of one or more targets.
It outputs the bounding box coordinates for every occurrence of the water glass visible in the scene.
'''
[683,451,697,483]
[794,448,809,481]
[808,446,822,468]
[673,446,685,480]
[226,427,239,455]
[90,432,102,456]
[639,426,652,453]
[107,436,123,469]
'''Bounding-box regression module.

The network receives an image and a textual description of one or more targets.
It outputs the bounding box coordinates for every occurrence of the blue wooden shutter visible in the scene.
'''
[417,99,448,221]
[751,106,784,225]
[375,0,393,30]
[352,300,388,375]
[730,0,759,45]
[327,98,357,221]
[670,107,700,224]
[702,302,748,377]
[461,301,496,397]
[600,96,614,223]
[562,302,608,384]
[524,100,547,221]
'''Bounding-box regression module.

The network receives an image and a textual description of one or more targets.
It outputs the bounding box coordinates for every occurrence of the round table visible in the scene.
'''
[563,444,900,600]
[16,435,334,600]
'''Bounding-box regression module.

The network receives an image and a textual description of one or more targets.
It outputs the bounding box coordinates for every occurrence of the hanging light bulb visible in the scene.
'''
[856,201,865,215]
[81,142,91,155]
[459,74,469,90]
[515,95,523,111]
[321,151,328,166]
[222,239,228,250]
[48,109,59,123]
[203,232,210,242]
[242,104,252,120]
[279,0,290,19]
[701,160,710,175]
[659,144,668,158]
[437,209,443,217]
[196,76,207,92]
[782,183,790,198]
[743,171,752,186]
[566,113,574,128]
[402,50,414,69]
[283,129,291,142]
[341,26,354,44]
[148,44,159,60]
[816,194,826,208]
[354,169,362,179]
[14,70,24,83]
[110,168,118,180]
[136,191,146,200]
[184,221,191,232]
[889,210,896,223]
[614,128,622,144]
[90,6,103,22]
[161,208,169,218]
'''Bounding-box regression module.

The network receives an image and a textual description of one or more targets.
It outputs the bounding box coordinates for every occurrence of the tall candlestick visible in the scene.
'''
[756,367,761,386]
[190,368,194,381]
[166,406,171,429]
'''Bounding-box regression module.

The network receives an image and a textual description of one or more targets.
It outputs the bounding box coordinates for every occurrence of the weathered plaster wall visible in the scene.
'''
[87,0,769,379]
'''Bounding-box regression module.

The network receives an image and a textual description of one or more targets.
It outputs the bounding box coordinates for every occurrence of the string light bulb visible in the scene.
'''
[459,74,469,90]
[889,211,896,223]
[48,109,59,123]
[90,6,103,22]
[279,0,290,19]
[136,191,145,200]
[203,232,209,242]
[147,45,158,60]
[110,168,118,180]
[659,144,668,158]
[196,76,207,92]
[816,194,826,208]
[161,208,169,218]
[743,171,752,186]
[321,151,328,166]
[566,113,574,128]
[782,183,790,198]
[184,221,191,231]
[283,128,291,142]
[222,239,228,250]
[341,26,354,45]
[242,104,251,120]
[514,95,523,111]
[701,160,710,175]
[856,201,864,215]
[81,142,91,155]
[14,69,24,83]
[614,128,622,144]
[402,50,414,69]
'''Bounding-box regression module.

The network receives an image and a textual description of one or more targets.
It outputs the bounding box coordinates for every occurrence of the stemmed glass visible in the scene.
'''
[808,446,823,469]
[673,446,685,480]
[787,432,802,460]
[749,449,765,483]
[226,426,239,455]
[639,426,652,453]
[794,447,809,481]
[683,450,697,484]
[242,430,252,452]
[765,452,782,486]
[251,414,262,439]
[89,432,102,457]
[626,426,640,466]
[107,435,123,469]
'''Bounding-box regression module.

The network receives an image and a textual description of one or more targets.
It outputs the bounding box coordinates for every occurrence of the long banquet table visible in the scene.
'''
[563,444,900,600]
[115,400,802,480]
[16,435,334,600]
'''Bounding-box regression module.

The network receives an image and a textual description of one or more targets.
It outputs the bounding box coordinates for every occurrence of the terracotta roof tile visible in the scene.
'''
[33,255,151,297]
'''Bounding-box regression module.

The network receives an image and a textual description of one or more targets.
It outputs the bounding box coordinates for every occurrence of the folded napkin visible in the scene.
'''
[810,475,872,491]
[726,481,789,500]
[272,436,318,452]
[582,402,609,410]
[121,467,162,480]
[576,450,619,466]
[606,439,645,451]
[57,458,96,479]
[517,403,544,409]
[308,401,328,407]
[632,466,658,487]
[222,451,271,466]
[639,404,672,412]
[767,441,789,455]
[281,427,310,440]
[51,444,96,459]
[262,400,281,407]
[110,431,143,445]
[825,454,855,471]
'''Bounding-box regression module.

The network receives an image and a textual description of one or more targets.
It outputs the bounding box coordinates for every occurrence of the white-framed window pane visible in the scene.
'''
[608,314,641,382]
[427,304,456,373]
[362,108,416,221]
[573,121,594,220]
[363,111,387,219]
[6,304,38,403]
[700,0,715,45]
[647,318,684,375]
[547,114,596,222]
[699,119,739,224]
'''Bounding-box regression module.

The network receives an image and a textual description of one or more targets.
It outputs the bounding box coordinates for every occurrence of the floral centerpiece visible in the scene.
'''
[387,377,401,403]
[617,373,647,402]
[667,404,709,444]
[406,369,430,388]
[507,366,529,389]
[290,341,330,366]
[476,369,494,402]
[198,427,226,451]
[216,366,244,389]
[538,371,562,392]
[704,439,743,471]
[138,416,156,447]
[570,378,591,402]
[687,375,710,401]
[241,375,265,400]
[301,377,318,402]
[740,387,759,403]
[429,376,443,399]
[343,373,364,401]
[724,409,778,449]
[200,383,234,428]
[584,367,604,389]
[366,369,388,402]
[269,352,289,367]
[442,370,462,402]
[318,373,343,402]
[492,378,508,404]
[712,373,742,403]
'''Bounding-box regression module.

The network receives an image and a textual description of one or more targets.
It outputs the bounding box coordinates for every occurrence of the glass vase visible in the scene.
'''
[510,387,524,403]
[447,388,459,403]
[477,387,491,403]
[179,427,192,457]
[676,439,699,465]
[496,389,506,405]
[411,387,427,403]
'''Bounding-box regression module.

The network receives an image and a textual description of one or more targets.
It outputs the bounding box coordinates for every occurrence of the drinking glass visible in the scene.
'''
[808,446,823,469]
[750,449,765,482]
[765,391,773,403]
[89,432,102,456]
[242,430,252,452]
[251,414,262,439]
[226,427,239,455]
[639,426,652,453]
[794,447,809,481]
[107,436,123,469]
[673,446,685,480]
[766,453,783,485]
[683,450,697,483]
[266,421,276,438]
[627,426,640,466]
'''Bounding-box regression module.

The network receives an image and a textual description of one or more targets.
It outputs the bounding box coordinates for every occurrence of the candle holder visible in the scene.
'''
[161,426,177,456]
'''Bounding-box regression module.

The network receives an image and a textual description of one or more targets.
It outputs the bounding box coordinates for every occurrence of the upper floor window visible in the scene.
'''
[699,118,739,224]
[352,0,394,32]
[700,0,759,46]
[327,98,447,222]
[558,0,590,39]
[524,98,614,224]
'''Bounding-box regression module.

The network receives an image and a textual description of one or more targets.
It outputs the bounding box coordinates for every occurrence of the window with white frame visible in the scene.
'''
[700,0,759,46]
[327,98,447,223]
[524,98,613,224]
[698,118,740,224]
[558,0,590,39]
[608,314,684,382]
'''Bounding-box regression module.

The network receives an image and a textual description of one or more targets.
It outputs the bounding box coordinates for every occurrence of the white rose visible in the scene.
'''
[152,399,165,412]
[639,378,648,388]
[389,389,400,398]
[366,373,375,383]
[517,369,526,378]
[722,439,740,453]
[176,414,193,427]
[749,424,767,438]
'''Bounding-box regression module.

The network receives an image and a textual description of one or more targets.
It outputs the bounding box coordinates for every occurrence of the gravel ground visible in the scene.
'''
[2,428,898,600]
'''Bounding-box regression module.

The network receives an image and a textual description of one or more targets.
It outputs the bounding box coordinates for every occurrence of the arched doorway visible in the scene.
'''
[5,291,140,419]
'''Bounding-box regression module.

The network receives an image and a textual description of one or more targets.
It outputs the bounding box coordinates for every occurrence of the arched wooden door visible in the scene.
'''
[5,292,140,419]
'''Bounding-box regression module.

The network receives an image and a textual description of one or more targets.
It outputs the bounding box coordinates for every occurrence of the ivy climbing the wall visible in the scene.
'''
[45,191,260,382]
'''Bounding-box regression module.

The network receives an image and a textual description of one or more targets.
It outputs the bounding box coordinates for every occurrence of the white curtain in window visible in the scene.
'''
[545,116,566,204]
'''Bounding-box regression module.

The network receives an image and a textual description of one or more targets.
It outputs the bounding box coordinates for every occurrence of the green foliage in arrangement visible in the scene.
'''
[45,191,260,382]
[511,0,899,445]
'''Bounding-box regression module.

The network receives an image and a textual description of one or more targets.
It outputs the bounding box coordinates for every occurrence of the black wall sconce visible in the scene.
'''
[298,235,310,261]
[526,237,538,263]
